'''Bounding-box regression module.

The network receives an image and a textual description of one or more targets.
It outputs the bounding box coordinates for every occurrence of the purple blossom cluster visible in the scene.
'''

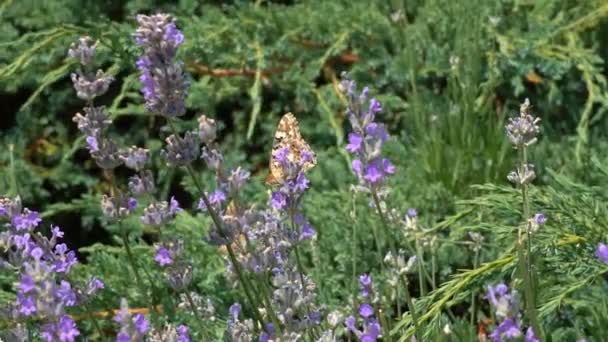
[485,283,538,342]
[113,298,151,342]
[134,14,188,117]
[154,239,193,291]
[0,196,104,341]
[340,75,395,188]
[268,147,316,242]
[345,274,382,341]
[149,323,191,342]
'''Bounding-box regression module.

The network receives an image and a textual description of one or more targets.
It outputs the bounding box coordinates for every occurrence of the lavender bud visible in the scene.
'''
[505,98,541,148]
[70,70,114,101]
[0,196,22,219]
[141,197,181,226]
[161,132,199,166]
[90,138,122,169]
[197,115,217,144]
[166,263,193,291]
[201,147,223,171]
[507,164,535,185]
[120,146,150,171]
[228,167,250,194]
[72,106,111,136]
[67,36,97,67]
[128,170,156,195]
[101,194,136,219]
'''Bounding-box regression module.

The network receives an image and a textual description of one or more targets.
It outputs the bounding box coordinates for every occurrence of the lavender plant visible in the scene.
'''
[505,99,543,336]
[5,5,608,342]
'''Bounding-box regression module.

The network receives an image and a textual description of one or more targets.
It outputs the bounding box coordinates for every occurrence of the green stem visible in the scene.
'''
[226,244,264,329]
[184,290,209,339]
[518,147,542,338]
[85,303,104,339]
[470,249,480,328]
[351,196,358,314]
[182,163,264,328]
[401,274,422,341]
[290,213,308,296]
[257,273,284,337]
[415,242,427,296]
[371,190,397,258]
[121,234,144,294]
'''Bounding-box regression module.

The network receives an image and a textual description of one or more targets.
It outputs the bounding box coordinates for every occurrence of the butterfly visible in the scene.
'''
[265,113,317,185]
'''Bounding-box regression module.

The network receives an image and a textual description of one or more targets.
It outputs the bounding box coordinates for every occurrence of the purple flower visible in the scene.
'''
[30,247,44,260]
[275,147,289,164]
[86,136,99,152]
[176,325,190,342]
[341,76,394,189]
[164,22,184,46]
[141,198,181,226]
[369,98,382,114]
[51,225,64,239]
[345,316,357,333]
[352,159,363,175]
[19,275,35,293]
[133,313,150,335]
[489,318,522,341]
[294,172,310,192]
[359,273,372,298]
[407,208,417,218]
[346,133,363,153]
[209,190,227,206]
[300,222,315,241]
[86,277,105,296]
[12,209,42,231]
[229,303,241,322]
[17,293,36,315]
[366,123,388,142]
[359,303,374,318]
[52,244,78,273]
[41,315,80,342]
[127,197,138,211]
[364,162,383,183]
[271,191,287,210]
[525,328,539,342]
[596,243,608,264]
[155,247,173,266]
[55,280,76,306]
[534,213,546,225]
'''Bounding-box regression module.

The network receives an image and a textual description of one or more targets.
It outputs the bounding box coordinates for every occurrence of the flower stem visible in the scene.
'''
[518,147,542,338]
[470,248,480,328]
[371,190,397,258]
[290,213,308,297]
[184,291,210,339]
[401,274,422,341]
[181,162,265,329]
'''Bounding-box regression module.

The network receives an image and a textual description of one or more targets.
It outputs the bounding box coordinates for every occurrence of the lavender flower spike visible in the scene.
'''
[134,13,188,117]
[340,74,395,189]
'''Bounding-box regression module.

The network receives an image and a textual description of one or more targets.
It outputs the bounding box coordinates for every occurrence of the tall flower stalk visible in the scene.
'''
[69,35,161,321]
[133,14,268,331]
[505,99,542,337]
[340,75,397,259]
